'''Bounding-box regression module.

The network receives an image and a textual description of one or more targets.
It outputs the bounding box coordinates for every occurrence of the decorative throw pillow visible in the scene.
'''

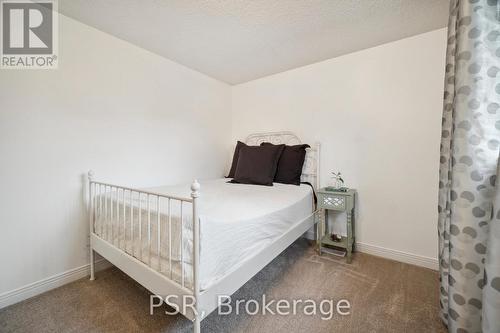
[261,142,310,185]
[226,141,247,178]
[230,144,285,186]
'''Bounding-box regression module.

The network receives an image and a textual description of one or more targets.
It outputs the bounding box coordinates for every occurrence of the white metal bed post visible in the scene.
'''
[88,170,96,281]
[191,180,201,333]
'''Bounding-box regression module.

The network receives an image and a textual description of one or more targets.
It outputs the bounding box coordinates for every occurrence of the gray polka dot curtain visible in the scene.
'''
[438,0,500,332]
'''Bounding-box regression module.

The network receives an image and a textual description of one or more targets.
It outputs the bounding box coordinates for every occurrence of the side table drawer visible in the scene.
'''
[318,193,346,210]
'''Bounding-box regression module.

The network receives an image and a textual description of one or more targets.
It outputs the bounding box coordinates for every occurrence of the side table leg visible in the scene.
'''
[346,210,352,263]
[319,209,326,256]
[351,208,356,253]
[316,210,321,255]
[320,209,324,255]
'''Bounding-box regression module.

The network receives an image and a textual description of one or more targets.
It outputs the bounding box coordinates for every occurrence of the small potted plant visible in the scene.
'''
[327,171,347,192]
[332,171,344,189]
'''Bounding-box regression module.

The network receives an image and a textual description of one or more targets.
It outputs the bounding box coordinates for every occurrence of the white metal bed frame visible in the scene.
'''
[87,131,320,332]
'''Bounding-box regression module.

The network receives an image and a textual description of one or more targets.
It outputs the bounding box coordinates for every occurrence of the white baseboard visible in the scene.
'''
[303,231,438,271]
[0,259,112,310]
[0,240,438,310]
[355,242,438,271]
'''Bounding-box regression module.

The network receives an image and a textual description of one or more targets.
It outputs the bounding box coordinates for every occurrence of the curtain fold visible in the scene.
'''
[482,160,500,332]
[438,0,500,332]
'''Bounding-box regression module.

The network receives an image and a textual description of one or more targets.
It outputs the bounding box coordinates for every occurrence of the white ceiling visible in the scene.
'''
[59,0,449,85]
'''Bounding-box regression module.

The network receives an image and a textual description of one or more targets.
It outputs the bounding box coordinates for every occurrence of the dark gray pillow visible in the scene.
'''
[226,141,246,178]
[261,143,310,185]
[230,144,285,186]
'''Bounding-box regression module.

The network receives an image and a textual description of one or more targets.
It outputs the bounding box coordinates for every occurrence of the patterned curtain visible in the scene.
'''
[438,0,500,332]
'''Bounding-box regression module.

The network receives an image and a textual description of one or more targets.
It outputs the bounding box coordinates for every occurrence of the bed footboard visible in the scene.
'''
[86,171,201,331]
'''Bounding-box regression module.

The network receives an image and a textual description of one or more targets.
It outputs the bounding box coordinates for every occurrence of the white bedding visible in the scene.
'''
[94,178,313,290]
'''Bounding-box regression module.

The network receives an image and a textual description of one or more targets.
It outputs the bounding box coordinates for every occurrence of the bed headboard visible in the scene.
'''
[245,131,320,190]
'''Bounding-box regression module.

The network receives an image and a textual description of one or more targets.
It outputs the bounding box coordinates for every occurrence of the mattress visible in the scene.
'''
[94,178,313,290]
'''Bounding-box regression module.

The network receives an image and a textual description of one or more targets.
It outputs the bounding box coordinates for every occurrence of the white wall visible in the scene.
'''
[231,29,447,264]
[0,14,231,296]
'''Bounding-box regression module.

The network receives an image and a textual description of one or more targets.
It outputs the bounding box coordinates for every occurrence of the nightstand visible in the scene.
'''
[317,188,356,263]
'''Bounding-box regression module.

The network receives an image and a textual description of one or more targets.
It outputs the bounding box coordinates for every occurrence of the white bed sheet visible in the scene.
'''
[94,178,313,290]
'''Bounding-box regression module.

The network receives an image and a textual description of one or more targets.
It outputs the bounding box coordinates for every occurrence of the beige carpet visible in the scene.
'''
[0,239,446,332]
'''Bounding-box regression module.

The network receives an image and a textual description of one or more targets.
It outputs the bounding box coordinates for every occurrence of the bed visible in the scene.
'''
[87,131,320,332]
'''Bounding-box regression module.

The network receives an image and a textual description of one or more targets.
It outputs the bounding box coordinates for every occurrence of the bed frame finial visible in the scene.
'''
[87,170,95,181]
[191,180,200,198]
